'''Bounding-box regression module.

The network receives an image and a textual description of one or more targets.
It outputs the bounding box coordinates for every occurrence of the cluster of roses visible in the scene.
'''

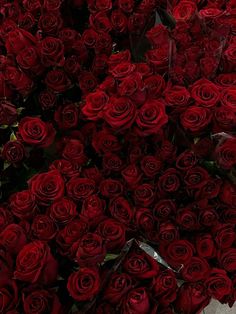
[0,0,236,313]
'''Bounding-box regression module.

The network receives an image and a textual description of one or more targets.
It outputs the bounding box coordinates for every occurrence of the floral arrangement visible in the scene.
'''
[0,0,236,313]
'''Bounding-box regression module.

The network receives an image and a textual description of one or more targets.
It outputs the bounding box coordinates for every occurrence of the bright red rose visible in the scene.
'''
[172,1,197,22]
[14,241,58,284]
[67,268,100,302]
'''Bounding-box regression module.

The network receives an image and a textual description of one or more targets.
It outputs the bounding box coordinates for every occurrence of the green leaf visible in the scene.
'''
[3,161,10,170]
[104,254,119,263]
[11,122,19,128]
[0,125,8,129]
[17,107,25,114]
[10,132,17,141]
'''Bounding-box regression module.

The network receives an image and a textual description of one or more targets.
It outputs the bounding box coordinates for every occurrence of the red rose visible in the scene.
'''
[103,97,136,130]
[0,74,13,99]
[16,46,44,75]
[1,141,25,163]
[118,72,145,102]
[118,0,134,13]
[80,195,106,227]
[18,117,55,147]
[19,12,36,31]
[38,12,63,35]
[0,276,18,313]
[197,178,221,201]
[72,40,88,63]
[206,269,232,301]
[39,37,64,67]
[6,28,36,54]
[174,282,210,314]
[180,106,212,134]
[213,106,236,132]
[111,9,128,33]
[153,199,176,221]
[78,71,97,94]
[135,99,168,136]
[153,269,177,306]
[219,248,236,273]
[82,166,102,183]
[9,190,37,220]
[103,153,123,173]
[82,90,109,121]
[59,28,79,51]
[23,287,62,314]
[48,197,77,226]
[28,170,64,206]
[141,155,162,178]
[220,181,236,207]
[164,85,190,109]
[158,168,181,195]
[67,177,96,201]
[43,0,62,11]
[216,73,236,86]
[45,69,71,93]
[96,218,126,251]
[176,150,197,170]
[56,219,88,256]
[121,164,142,188]
[99,178,124,198]
[0,100,17,125]
[103,272,133,304]
[134,207,155,233]
[64,55,81,77]
[0,207,13,233]
[220,87,236,112]
[0,224,27,255]
[5,66,33,96]
[215,138,236,169]
[176,207,199,231]
[122,288,155,314]
[213,223,235,249]
[82,28,98,48]
[110,62,135,78]
[146,48,169,73]
[184,166,209,190]
[39,90,57,110]
[90,12,112,33]
[198,207,219,227]
[196,234,216,259]
[92,129,121,154]
[144,74,166,98]
[134,183,155,207]
[108,50,131,69]
[62,139,87,166]
[123,249,159,279]
[76,232,106,266]
[191,78,220,107]
[14,240,58,284]
[181,257,210,282]
[31,215,58,241]
[159,140,177,164]
[146,24,169,48]
[164,239,194,268]
[172,1,197,22]
[109,197,133,225]
[67,268,100,302]
[55,103,79,130]
[50,159,79,178]
[158,222,179,244]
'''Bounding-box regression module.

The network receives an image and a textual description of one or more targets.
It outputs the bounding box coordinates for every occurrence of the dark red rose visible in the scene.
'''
[76,233,106,266]
[0,207,13,233]
[18,117,55,148]
[6,28,36,54]
[82,166,102,184]
[111,9,127,33]
[196,234,216,259]
[153,269,177,306]
[118,0,134,13]
[164,85,190,108]
[56,219,88,256]
[134,183,155,207]
[198,207,219,227]
[214,106,236,132]
[72,39,88,63]
[172,1,197,22]
[62,139,87,166]
[1,141,25,163]
[22,0,41,13]
[118,72,145,102]
[222,207,236,224]
[153,199,176,221]
[45,69,71,93]
[103,153,123,173]
[5,66,33,96]
[80,195,105,227]
[213,223,235,249]
[216,73,236,86]
[103,272,133,304]
[176,207,199,231]
[19,12,36,31]
[92,129,121,154]
[14,240,58,284]
[135,99,168,136]
[220,181,236,207]
[191,137,214,158]
[158,222,179,244]
[180,106,212,134]
[206,269,232,301]
[67,177,96,201]
[39,37,64,67]
[92,54,108,76]
[0,74,13,99]
[55,103,79,130]
[9,190,37,220]
[82,28,98,48]
[31,215,58,241]
[184,166,209,190]
[95,302,115,314]
[16,46,44,75]
[67,268,100,302]
[146,24,169,48]
[146,47,169,73]
[59,28,79,51]
[64,55,81,77]
[0,100,17,125]
[96,218,126,251]
[191,78,220,107]
[43,0,62,11]
[140,155,162,177]
[0,276,18,313]
[90,12,112,33]
[38,12,63,35]
[134,207,155,233]
[144,74,166,98]
[159,140,177,164]
[28,170,64,206]
[221,88,236,112]
[110,62,135,78]
[39,90,57,110]
[158,168,181,195]
[123,250,159,279]
[0,246,14,277]
[82,90,109,121]
[136,63,152,77]
[103,97,136,131]
[215,138,236,169]
[50,159,79,178]
[219,248,236,273]
[128,13,148,34]
[78,71,97,95]
[99,178,124,198]
[122,287,156,314]
[121,164,142,188]
[23,287,62,314]
[176,150,197,170]
[108,50,131,70]
[165,239,194,268]
[181,257,210,282]
[0,224,27,255]
[174,282,210,314]
[48,197,77,226]
[109,197,133,225]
